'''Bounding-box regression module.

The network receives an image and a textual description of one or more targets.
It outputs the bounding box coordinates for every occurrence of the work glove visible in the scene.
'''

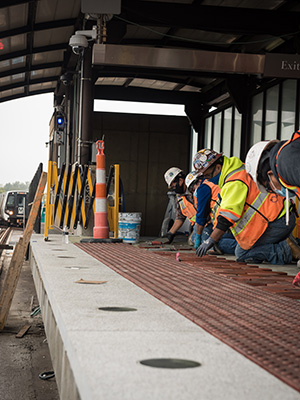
[194,234,202,250]
[165,231,175,244]
[196,236,216,257]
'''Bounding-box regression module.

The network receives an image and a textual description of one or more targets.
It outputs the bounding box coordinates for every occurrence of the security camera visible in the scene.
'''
[69,34,89,55]
[69,27,97,55]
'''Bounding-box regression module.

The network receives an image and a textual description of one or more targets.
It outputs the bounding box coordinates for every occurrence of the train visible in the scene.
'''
[0,190,28,227]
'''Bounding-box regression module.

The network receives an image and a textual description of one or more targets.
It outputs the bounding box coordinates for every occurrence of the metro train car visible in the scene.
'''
[0,190,28,227]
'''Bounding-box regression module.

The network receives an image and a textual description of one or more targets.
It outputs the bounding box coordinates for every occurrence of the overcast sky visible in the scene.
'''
[0,93,53,186]
[0,94,186,186]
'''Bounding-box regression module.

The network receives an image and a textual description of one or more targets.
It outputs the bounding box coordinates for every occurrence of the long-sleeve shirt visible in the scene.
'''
[195,173,220,226]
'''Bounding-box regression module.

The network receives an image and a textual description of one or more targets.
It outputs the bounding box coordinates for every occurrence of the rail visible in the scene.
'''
[0,227,12,256]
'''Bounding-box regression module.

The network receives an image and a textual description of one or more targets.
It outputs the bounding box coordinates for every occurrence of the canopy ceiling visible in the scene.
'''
[1,0,300,110]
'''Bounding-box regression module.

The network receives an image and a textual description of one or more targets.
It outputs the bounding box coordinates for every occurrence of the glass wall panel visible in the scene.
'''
[265,86,278,140]
[281,79,297,140]
[213,112,222,152]
[250,93,263,145]
[233,107,241,158]
[204,116,212,149]
[222,107,232,157]
[190,128,198,171]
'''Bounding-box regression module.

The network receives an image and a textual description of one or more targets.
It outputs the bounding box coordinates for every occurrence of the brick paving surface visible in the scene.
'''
[77,242,300,393]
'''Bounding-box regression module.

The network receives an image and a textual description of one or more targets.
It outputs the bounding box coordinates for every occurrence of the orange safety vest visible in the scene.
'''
[178,195,197,223]
[275,130,300,199]
[216,167,287,250]
[201,180,221,222]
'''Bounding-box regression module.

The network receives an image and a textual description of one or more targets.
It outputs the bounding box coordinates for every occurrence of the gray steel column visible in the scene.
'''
[79,47,93,165]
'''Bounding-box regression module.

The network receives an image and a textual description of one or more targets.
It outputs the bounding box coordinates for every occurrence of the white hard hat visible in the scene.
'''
[185,171,200,191]
[164,167,183,188]
[245,140,279,193]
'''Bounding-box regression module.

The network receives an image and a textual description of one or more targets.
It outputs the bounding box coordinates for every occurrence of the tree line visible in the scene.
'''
[0,181,29,193]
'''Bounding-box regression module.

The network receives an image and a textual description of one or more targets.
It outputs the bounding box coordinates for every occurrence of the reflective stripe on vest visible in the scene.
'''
[218,166,247,224]
[222,167,285,249]
[178,196,197,223]
[232,191,268,236]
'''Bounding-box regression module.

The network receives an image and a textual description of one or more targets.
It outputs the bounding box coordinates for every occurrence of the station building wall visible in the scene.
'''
[92,111,191,236]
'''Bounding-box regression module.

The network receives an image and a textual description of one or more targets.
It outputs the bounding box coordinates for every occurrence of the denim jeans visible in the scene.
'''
[203,223,237,255]
[235,213,295,265]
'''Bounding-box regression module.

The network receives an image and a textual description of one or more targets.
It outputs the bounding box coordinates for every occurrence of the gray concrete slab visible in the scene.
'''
[29,234,300,400]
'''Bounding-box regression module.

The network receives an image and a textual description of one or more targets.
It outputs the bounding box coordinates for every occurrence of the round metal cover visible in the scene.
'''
[51,249,66,251]
[140,358,201,369]
[98,307,137,312]
[57,256,75,258]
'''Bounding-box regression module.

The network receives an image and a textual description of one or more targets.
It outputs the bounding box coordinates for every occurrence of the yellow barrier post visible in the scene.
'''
[44,160,53,241]
[113,164,120,238]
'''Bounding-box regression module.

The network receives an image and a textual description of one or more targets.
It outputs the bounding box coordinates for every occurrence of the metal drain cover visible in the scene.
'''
[98,307,137,312]
[57,256,75,258]
[65,266,89,270]
[51,249,66,251]
[140,358,201,369]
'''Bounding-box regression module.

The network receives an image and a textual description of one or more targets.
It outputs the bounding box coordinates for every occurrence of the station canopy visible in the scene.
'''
[1,0,300,111]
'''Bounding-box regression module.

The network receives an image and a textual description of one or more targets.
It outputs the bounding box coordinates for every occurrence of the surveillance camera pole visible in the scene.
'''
[76,22,102,165]
[77,46,93,166]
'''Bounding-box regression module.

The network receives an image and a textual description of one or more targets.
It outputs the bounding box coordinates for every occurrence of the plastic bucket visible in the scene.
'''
[118,212,142,243]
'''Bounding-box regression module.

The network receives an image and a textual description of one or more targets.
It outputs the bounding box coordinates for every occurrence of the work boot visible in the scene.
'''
[208,243,224,256]
[286,236,300,261]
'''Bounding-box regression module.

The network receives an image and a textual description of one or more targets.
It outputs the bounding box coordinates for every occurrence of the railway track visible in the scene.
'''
[0,227,13,256]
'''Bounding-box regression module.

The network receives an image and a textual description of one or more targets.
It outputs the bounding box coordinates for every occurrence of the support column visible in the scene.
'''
[185,101,209,149]
[79,47,94,166]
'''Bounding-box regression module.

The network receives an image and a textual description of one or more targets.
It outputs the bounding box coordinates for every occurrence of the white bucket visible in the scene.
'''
[118,212,142,243]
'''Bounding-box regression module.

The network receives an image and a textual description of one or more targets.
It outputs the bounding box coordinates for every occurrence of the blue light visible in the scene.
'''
[57,116,63,126]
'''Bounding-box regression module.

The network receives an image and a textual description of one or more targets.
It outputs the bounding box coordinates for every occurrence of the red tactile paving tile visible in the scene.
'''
[76,242,300,393]
[156,251,300,299]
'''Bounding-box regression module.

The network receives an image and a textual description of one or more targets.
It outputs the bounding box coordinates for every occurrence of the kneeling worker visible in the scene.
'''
[163,167,197,244]
[191,150,237,255]
[245,130,300,200]
[193,149,300,264]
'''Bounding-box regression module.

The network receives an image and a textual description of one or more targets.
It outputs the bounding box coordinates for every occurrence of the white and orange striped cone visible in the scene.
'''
[93,140,109,239]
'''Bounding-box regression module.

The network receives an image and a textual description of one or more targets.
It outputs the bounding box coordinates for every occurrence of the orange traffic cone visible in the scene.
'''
[93,140,109,239]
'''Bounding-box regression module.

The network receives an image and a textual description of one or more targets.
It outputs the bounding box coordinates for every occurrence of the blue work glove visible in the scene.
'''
[194,234,202,250]
[196,236,216,257]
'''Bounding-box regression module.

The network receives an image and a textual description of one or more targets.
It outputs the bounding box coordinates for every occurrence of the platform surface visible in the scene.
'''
[30,234,300,400]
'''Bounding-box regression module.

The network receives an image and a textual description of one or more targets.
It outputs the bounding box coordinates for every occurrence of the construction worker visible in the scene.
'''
[245,131,300,200]
[184,171,202,244]
[191,151,237,255]
[193,149,300,264]
[163,167,197,244]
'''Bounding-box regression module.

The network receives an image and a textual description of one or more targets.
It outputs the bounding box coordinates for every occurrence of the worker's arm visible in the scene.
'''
[169,219,184,234]
[194,223,204,249]
[196,224,204,235]
[196,227,226,257]
[165,218,184,243]
[194,184,212,249]
[210,227,226,242]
